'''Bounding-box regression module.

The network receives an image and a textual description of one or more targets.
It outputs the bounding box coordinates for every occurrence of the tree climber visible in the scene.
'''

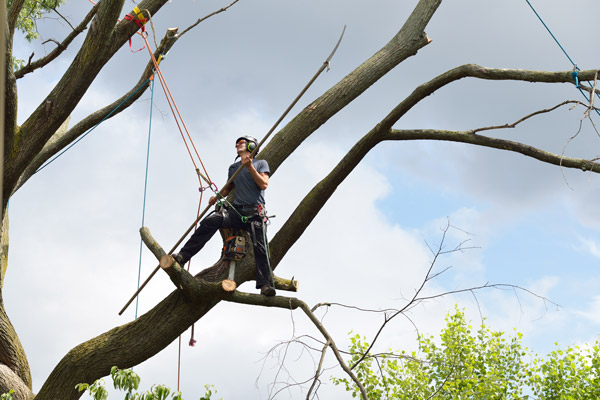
[172,136,276,296]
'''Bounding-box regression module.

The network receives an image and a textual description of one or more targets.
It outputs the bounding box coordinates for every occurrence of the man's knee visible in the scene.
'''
[203,212,224,229]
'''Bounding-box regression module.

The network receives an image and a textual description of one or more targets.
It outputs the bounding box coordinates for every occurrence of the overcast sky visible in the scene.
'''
[8,0,600,398]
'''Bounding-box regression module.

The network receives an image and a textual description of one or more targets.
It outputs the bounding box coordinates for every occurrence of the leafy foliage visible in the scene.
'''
[76,366,184,400]
[333,307,600,399]
[0,390,14,400]
[8,0,66,41]
[8,0,66,69]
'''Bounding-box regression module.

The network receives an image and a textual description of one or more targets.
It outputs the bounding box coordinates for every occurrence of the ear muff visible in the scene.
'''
[236,135,259,154]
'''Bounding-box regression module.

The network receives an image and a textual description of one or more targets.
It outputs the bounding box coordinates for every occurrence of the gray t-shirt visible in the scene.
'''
[228,159,270,206]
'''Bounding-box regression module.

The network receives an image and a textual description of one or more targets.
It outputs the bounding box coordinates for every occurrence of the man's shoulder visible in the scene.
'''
[253,158,270,172]
[229,160,242,169]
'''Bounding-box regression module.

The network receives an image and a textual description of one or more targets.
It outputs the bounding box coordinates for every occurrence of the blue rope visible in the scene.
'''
[524,0,600,115]
[135,77,155,319]
[36,78,151,174]
[524,0,576,67]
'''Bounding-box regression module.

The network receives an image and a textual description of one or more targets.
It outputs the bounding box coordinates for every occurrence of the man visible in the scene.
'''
[172,135,276,296]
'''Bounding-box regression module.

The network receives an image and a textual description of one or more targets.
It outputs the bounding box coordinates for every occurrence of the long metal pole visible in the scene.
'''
[119,26,346,315]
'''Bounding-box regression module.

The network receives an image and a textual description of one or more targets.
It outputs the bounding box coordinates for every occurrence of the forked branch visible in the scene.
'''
[15,2,100,79]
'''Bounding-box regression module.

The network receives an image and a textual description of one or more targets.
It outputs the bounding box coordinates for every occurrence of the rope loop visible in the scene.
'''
[571,67,580,88]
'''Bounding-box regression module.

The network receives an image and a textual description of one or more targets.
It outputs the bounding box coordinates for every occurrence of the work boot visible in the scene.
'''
[260,285,276,297]
[172,252,186,266]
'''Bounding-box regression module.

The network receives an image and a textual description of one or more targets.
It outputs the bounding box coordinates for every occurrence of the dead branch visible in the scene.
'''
[306,340,330,400]
[51,6,76,31]
[470,100,590,134]
[178,0,241,38]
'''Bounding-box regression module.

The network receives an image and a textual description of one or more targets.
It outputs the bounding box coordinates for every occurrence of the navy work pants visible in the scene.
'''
[179,207,272,288]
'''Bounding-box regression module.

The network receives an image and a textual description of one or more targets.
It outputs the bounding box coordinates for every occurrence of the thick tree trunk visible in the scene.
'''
[0,300,31,395]
[0,364,33,400]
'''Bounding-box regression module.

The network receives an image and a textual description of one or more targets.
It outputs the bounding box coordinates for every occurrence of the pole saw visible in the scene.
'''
[119,25,346,315]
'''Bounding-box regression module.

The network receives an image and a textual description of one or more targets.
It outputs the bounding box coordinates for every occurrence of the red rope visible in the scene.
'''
[141,34,215,188]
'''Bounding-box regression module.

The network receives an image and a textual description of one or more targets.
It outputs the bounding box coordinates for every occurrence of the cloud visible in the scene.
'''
[578,236,600,259]
[573,295,600,325]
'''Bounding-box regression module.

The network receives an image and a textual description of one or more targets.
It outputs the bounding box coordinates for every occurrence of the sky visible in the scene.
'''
[7,0,600,398]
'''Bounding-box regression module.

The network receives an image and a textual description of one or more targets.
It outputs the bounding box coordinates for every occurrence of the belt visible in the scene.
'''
[233,203,263,210]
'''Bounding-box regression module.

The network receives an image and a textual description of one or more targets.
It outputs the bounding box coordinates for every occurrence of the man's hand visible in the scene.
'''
[208,196,218,206]
[241,153,253,168]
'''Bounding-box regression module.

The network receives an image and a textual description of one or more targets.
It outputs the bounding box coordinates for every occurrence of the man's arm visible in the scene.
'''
[241,154,269,190]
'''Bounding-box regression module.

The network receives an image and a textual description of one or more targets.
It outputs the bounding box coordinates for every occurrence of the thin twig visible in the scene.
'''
[51,6,75,30]
[178,0,241,38]
[306,340,329,400]
[471,100,586,134]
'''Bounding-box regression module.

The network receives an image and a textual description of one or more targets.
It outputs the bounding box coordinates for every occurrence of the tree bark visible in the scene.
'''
[0,300,31,392]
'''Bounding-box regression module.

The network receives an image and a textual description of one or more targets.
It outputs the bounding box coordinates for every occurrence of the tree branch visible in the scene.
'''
[140,226,367,398]
[13,28,179,195]
[8,0,127,198]
[7,0,25,38]
[382,128,600,173]
[14,2,100,79]
[269,97,599,271]
[0,364,33,400]
[259,0,441,175]
[378,64,600,131]
[178,0,241,38]
[0,302,31,391]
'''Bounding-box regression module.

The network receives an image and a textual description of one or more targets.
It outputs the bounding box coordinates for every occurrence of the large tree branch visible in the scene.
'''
[7,0,127,202]
[14,3,100,79]
[0,301,31,391]
[0,364,33,400]
[12,28,179,195]
[270,99,600,268]
[7,0,25,38]
[6,0,177,202]
[259,0,441,175]
[379,64,600,131]
[36,226,355,399]
[383,128,600,172]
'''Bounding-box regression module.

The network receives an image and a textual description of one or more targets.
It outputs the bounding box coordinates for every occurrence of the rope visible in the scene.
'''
[135,75,156,319]
[140,32,217,192]
[524,0,600,115]
[126,13,220,391]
